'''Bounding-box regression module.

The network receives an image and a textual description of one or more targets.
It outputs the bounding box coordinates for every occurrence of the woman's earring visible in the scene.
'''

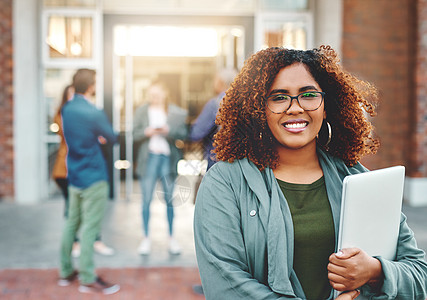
[324,121,332,148]
[317,120,332,149]
[259,132,263,140]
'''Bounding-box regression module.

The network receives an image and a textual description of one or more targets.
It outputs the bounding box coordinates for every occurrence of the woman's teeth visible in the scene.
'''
[284,122,307,129]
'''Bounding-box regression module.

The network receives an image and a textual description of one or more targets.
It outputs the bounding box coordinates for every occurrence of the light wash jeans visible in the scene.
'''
[59,181,108,284]
[140,153,175,237]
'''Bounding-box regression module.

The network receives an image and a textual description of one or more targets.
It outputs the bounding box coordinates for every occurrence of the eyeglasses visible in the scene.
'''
[266,91,325,114]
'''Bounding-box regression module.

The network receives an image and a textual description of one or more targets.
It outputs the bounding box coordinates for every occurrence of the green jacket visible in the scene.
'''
[194,150,427,299]
[133,104,188,178]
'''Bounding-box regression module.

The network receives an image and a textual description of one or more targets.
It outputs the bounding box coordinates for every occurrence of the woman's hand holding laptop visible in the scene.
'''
[328,247,383,294]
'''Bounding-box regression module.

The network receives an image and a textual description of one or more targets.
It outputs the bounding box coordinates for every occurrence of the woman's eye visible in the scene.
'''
[272,95,289,101]
[301,92,317,98]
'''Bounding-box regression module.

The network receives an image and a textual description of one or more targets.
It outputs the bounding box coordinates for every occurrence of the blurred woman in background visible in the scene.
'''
[133,81,188,256]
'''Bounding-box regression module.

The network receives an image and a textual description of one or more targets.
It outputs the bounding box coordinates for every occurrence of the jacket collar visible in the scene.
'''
[237,149,367,297]
[72,93,94,105]
[237,158,300,296]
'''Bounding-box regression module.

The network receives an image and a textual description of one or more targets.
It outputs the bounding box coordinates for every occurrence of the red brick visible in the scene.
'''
[0,0,13,199]
[342,0,427,176]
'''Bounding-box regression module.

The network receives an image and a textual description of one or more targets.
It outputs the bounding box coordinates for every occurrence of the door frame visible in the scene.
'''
[104,15,255,200]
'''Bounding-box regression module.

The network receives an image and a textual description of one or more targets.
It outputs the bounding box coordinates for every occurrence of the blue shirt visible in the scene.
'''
[62,94,117,188]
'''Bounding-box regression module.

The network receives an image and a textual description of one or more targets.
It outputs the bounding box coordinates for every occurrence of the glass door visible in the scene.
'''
[112,53,134,200]
[112,24,245,201]
[254,0,313,51]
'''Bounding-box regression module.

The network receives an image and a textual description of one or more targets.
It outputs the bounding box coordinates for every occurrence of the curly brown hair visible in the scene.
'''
[214,45,379,169]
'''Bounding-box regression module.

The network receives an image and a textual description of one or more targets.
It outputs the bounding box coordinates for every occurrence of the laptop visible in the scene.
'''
[334,166,405,299]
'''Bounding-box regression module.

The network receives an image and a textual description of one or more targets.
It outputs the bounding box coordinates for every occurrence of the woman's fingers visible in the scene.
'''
[336,290,361,300]
[328,261,347,274]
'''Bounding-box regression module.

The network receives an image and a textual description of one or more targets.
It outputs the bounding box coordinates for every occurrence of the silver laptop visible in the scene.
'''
[334,166,405,299]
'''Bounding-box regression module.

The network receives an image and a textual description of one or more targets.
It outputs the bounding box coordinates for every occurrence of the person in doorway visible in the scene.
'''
[58,69,120,295]
[189,68,238,169]
[133,80,188,255]
[52,85,115,258]
[194,46,427,299]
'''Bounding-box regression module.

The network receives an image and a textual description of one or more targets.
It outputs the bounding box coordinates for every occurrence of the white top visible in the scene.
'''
[148,106,170,155]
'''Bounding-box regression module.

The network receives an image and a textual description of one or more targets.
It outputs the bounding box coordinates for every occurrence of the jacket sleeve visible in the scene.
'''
[94,109,117,145]
[194,166,301,300]
[166,107,188,141]
[189,98,218,141]
[360,213,427,299]
[133,106,149,143]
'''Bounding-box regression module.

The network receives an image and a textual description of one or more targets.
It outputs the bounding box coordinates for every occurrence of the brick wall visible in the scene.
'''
[342,0,417,173]
[0,0,14,199]
[413,0,427,177]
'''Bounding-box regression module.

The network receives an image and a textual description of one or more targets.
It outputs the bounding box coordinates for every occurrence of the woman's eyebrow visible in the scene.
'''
[269,86,319,95]
[299,85,319,92]
[269,89,288,94]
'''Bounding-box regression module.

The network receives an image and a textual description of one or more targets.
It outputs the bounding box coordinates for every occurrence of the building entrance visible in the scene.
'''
[111,25,245,201]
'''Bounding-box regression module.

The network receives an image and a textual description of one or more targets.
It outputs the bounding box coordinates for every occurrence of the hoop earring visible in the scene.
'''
[317,120,332,149]
[324,121,332,148]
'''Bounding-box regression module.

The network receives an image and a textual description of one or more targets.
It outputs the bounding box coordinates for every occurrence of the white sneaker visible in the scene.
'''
[169,238,181,255]
[94,241,115,256]
[138,238,151,255]
[71,242,80,258]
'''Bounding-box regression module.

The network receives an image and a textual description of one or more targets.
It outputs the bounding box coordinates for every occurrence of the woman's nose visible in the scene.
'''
[286,98,304,114]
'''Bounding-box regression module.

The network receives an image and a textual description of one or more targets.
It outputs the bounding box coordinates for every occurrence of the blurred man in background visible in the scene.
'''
[58,69,119,295]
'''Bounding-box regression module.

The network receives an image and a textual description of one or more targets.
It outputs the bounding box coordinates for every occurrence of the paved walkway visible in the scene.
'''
[0,179,204,299]
[0,186,198,269]
[0,267,203,299]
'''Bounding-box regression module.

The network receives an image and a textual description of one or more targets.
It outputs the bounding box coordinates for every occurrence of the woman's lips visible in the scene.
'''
[282,120,308,132]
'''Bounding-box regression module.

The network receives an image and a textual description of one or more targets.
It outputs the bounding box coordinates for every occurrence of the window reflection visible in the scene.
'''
[264,22,307,49]
[47,16,92,59]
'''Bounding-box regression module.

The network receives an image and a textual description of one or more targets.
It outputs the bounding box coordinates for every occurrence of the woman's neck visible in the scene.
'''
[272,142,323,184]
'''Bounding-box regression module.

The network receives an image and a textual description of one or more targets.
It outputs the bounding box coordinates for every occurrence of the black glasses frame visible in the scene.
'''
[266,91,325,114]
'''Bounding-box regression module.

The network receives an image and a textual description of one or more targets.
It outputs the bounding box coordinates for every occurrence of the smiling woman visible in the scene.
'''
[214,46,379,170]
[193,46,427,300]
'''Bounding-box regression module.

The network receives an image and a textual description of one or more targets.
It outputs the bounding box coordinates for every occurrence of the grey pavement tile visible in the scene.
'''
[0,185,198,269]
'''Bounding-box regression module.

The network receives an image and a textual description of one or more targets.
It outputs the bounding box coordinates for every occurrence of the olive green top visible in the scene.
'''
[277,177,335,300]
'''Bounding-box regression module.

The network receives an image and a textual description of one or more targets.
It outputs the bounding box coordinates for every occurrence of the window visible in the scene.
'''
[263,21,308,49]
[47,15,93,59]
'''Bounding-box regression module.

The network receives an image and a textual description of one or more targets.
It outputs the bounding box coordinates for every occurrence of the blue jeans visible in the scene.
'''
[140,153,175,237]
